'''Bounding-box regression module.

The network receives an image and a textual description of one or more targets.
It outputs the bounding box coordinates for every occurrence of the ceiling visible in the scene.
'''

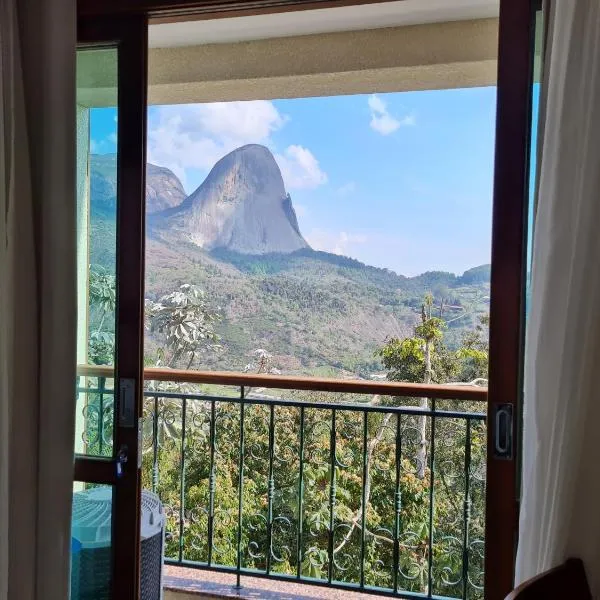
[149,0,499,48]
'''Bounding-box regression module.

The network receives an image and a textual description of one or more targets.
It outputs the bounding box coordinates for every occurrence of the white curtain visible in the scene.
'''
[516,1,600,595]
[0,0,76,598]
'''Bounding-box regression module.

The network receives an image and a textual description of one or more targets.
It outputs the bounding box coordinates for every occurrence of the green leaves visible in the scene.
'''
[375,337,425,383]
[415,316,446,343]
[89,266,116,315]
[88,267,117,365]
[89,331,115,365]
[146,284,223,369]
[375,295,487,386]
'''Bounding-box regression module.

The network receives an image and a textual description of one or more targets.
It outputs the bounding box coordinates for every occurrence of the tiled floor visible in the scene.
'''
[164,566,387,600]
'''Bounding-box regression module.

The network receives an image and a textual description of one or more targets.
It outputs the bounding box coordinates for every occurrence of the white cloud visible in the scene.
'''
[371,113,400,136]
[275,145,328,190]
[147,101,288,190]
[368,95,387,114]
[333,232,368,255]
[306,229,368,257]
[195,101,287,141]
[336,181,357,197]
[368,94,415,136]
[147,101,326,193]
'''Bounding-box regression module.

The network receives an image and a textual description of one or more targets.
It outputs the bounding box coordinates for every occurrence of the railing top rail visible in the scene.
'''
[140,389,487,419]
[77,364,488,402]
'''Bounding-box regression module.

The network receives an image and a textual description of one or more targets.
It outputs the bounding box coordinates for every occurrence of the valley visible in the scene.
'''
[89,147,490,378]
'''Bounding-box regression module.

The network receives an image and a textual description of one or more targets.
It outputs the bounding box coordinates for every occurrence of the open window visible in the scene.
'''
[74,1,539,599]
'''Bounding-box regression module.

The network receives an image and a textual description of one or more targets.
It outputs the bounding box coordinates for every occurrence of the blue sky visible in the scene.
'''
[91,87,499,276]
[528,84,541,272]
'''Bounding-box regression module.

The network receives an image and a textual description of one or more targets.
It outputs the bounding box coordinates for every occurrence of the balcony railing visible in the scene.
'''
[77,366,487,600]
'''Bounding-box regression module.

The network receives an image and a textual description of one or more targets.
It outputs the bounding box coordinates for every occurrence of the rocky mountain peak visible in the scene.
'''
[150,144,309,255]
[90,154,186,215]
[146,163,187,213]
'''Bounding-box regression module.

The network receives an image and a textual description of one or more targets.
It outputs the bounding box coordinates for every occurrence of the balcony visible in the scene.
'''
[77,366,487,599]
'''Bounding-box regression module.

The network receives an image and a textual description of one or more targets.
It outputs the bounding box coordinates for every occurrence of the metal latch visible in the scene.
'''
[116,444,129,478]
[493,403,513,460]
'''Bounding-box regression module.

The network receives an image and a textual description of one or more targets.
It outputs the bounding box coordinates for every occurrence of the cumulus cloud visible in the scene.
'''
[147,101,327,192]
[198,101,287,141]
[368,94,415,136]
[306,229,368,256]
[147,101,286,188]
[275,145,328,190]
[332,232,368,255]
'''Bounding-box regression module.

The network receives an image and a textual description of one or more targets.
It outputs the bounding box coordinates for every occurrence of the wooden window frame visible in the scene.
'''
[75,1,539,598]
[485,1,538,599]
[76,15,148,599]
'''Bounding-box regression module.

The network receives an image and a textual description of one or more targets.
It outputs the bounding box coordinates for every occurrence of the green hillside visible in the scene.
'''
[90,217,489,376]
[88,156,490,378]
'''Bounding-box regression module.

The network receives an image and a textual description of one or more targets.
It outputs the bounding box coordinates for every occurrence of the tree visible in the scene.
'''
[369,296,489,591]
[376,294,459,477]
[88,267,116,365]
[328,301,475,576]
[146,284,222,369]
[142,285,225,474]
[457,314,489,384]
[377,296,460,386]
[244,348,280,375]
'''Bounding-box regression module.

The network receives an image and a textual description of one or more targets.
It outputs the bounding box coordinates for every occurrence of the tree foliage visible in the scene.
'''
[376,296,488,386]
[85,274,489,598]
[457,315,489,383]
[146,284,223,369]
[88,267,117,365]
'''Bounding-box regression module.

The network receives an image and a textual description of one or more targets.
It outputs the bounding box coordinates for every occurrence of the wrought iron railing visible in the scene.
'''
[77,367,487,600]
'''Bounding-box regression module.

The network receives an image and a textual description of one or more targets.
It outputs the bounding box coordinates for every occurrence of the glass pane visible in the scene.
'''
[75,48,118,456]
[143,7,499,597]
[526,7,544,315]
[70,483,114,599]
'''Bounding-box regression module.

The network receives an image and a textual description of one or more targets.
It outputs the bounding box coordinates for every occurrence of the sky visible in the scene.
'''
[90,87,500,277]
[528,84,541,274]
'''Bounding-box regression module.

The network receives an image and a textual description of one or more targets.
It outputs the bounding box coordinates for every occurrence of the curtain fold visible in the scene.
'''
[0,0,76,598]
[516,1,600,594]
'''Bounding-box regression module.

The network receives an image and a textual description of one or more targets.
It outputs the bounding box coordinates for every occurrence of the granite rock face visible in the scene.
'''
[146,163,187,213]
[150,144,309,255]
[89,154,186,215]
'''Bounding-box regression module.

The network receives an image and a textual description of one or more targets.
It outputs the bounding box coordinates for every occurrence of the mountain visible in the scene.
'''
[150,144,309,255]
[143,241,490,375]
[89,147,490,377]
[90,154,118,214]
[90,154,185,215]
[146,163,187,213]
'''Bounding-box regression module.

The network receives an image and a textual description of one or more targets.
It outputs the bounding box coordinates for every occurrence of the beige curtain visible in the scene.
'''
[516,1,600,594]
[0,0,76,598]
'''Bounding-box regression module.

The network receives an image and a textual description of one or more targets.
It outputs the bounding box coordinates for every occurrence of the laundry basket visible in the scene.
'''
[71,488,165,600]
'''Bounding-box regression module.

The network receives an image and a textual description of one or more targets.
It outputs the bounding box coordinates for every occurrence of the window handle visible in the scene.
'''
[493,404,513,460]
